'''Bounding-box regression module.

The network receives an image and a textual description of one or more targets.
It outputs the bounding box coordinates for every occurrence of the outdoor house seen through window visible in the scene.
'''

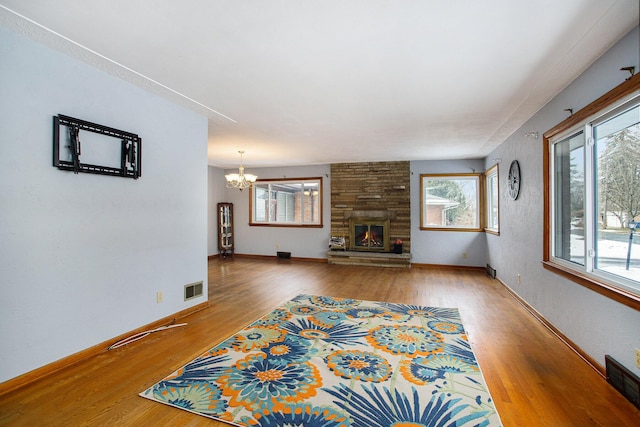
[420,173,481,231]
[250,178,322,227]
[545,78,640,303]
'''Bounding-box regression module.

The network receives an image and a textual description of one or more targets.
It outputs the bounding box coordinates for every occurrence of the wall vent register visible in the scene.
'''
[184,281,203,301]
[605,355,640,409]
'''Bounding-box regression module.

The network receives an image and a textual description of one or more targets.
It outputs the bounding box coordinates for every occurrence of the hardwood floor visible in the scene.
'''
[1,257,638,426]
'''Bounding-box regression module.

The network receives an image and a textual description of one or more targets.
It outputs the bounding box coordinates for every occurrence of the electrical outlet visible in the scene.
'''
[462,252,468,259]
[635,348,640,368]
[276,244,280,250]
[156,291,163,303]
[517,274,521,284]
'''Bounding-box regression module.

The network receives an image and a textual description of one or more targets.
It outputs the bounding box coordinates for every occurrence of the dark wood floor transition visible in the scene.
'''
[0,257,638,426]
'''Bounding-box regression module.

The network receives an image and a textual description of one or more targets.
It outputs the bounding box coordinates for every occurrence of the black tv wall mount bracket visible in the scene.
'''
[53,114,142,179]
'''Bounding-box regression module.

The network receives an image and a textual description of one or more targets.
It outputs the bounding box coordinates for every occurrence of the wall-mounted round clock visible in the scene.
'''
[507,160,521,200]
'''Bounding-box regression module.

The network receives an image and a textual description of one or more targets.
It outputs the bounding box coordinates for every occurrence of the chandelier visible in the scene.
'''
[225,150,257,191]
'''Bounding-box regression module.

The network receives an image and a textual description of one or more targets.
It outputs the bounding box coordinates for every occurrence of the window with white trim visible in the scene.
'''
[250,178,322,227]
[547,92,640,298]
[484,164,499,234]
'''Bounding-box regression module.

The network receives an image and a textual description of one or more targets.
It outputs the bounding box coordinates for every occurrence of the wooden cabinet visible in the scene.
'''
[217,203,234,257]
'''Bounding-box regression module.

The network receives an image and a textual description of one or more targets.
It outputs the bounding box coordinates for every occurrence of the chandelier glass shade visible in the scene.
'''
[225,151,257,190]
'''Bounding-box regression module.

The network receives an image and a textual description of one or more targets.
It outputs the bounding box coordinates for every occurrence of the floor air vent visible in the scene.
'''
[277,251,291,259]
[184,281,203,301]
[605,355,640,409]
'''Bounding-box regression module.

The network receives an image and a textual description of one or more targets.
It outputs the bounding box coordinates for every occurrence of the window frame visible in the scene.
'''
[543,73,640,311]
[420,173,483,232]
[249,177,323,228]
[484,164,500,235]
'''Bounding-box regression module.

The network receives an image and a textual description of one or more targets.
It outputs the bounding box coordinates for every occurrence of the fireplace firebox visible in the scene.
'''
[349,218,390,252]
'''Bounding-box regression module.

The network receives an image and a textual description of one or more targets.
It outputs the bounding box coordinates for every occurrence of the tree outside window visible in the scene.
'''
[420,174,481,231]
[548,95,640,299]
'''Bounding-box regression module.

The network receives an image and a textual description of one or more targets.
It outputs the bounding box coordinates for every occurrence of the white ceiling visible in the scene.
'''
[1,1,638,168]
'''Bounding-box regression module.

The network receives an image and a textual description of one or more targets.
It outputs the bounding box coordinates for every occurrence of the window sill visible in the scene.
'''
[419,227,483,232]
[542,260,640,311]
[249,223,323,228]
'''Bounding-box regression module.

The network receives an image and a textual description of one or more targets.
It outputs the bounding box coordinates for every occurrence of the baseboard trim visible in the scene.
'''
[233,253,327,263]
[212,254,485,269]
[0,300,209,397]
[497,277,606,378]
[412,263,485,272]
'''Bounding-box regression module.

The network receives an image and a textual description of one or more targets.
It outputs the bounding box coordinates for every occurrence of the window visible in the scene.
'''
[484,164,499,234]
[250,177,322,227]
[544,75,640,307]
[420,173,482,231]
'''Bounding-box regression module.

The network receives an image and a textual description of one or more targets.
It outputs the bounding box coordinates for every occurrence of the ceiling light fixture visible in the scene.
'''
[225,150,257,191]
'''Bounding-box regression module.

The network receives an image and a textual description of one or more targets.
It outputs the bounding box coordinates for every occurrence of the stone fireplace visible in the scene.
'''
[328,161,411,267]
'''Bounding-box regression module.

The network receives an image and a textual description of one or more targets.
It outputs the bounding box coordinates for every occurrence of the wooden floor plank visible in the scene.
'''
[0,257,638,426]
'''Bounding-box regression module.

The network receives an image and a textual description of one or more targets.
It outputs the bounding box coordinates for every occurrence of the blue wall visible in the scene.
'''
[0,25,208,382]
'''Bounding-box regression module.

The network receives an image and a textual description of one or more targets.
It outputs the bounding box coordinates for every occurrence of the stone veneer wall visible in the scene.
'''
[330,161,411,253]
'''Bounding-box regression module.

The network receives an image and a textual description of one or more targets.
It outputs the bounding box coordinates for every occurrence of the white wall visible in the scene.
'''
[214,164,331,259]
[410,159,488,266]
[486,27,640,376]
[0,26,208,382]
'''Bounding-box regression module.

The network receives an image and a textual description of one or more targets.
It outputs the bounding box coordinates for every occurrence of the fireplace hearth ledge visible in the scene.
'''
[327,250,411,268]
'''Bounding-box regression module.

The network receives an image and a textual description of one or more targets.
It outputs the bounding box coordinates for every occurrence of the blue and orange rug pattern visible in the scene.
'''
[140,294,502,426]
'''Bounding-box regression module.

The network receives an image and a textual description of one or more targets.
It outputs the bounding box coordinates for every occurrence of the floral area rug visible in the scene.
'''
[140,294,502,426]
